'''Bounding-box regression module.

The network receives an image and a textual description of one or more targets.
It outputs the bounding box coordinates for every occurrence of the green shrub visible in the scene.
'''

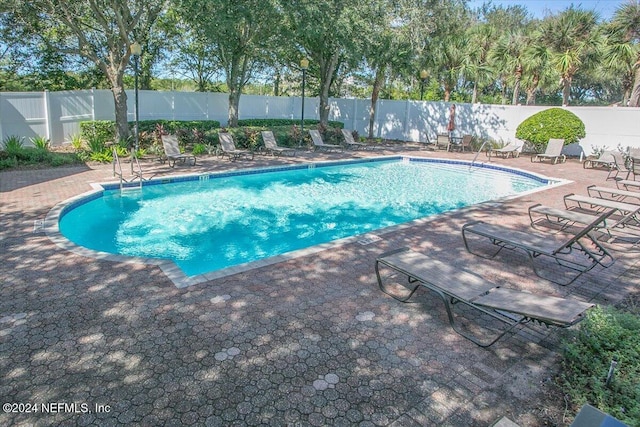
[516,108,585,146]
[236,118,343,129]
[192,143,208,155]
[3,135,25,154]
[136,120,220,135]
[86,137,106,154]
[70,133,84,151]
[79,121,115,144]
[560,306,640,426]
[30,135,50,150]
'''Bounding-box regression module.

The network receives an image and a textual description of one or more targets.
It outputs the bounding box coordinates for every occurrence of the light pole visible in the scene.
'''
[130,42,142,154]
[300,58,309,147]
[419,69,428,101]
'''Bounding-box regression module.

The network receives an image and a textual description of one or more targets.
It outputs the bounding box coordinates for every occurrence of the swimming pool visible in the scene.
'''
[48,156,562,287]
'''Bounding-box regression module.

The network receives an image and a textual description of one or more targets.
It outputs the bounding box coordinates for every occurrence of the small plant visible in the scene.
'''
[516,108,585,147]
[3,135,25,154]
[89,149,113,163]
[560,306,640,426]
[30,135,50,150]
[192,143,207,155]
[86,137,105,154]
[70,133,84,151]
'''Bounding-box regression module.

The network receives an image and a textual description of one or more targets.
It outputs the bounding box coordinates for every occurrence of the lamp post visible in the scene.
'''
[130,42,142,154]
[419,69,428,101]
[299,58,309,147]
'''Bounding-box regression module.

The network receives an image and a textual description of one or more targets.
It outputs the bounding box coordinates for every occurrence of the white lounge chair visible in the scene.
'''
[160,134,197,168]
[487,141,522,159]
[261,131,296,157]
[462,209,615,285]
[309,130,343,152]
[435,134,450,151]
[375,248,595,347]
[531,138,566,164]
[340,129,369,150]
[583,150,617,172]
[218,133,254,161]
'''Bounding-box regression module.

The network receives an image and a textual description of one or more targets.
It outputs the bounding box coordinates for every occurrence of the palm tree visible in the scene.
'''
[464,23,497,104]
[610,0,640,106]
[431,33,468,101]
[541,8,602,105]
[491,30,528,104]
[521,29,553,105]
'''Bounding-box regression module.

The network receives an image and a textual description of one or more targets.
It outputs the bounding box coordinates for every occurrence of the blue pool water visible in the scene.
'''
[59,158,552,276]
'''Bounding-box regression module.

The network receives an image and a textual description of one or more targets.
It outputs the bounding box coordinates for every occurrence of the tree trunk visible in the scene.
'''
[318,51,340,126]
[443,86,451,102]
[273,69,281,96]
[104,63,130,143]
[512,65,522,105]
[111,85,130,143]
[471,81,478,104]
[368,67,384,139]
[226,54,249,127]
[526,74,540,105]
[562,75,572,106]
[228,90,240,127]
[629,63,640,107]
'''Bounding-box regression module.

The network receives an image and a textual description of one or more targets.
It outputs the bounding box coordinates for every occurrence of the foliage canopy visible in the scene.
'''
[515,108,586,145]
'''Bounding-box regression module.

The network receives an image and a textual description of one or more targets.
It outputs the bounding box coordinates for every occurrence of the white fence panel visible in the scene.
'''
[49,90,94,142]
[1,90,639,153]
[0,92,48,145]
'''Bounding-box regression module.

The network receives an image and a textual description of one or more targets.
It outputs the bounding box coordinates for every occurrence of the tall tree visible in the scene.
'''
[610,0,640,106]
[521,29,553,105]
[491,30,529,104]
[360,0,418,138]
[7,0,167,141]
[541,8,602,105]
[177,0,281,127]
[281,0,372,126]
[423,1,470,102]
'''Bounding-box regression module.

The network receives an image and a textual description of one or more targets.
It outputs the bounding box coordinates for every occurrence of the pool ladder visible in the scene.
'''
[112,147,146,192]
[469,140,490,170]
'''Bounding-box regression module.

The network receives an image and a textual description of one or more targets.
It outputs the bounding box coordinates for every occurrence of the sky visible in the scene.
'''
[467,0,631,20]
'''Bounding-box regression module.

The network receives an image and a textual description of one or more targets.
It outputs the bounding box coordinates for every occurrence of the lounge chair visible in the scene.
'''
[309,130,343,152]
[616,178,640,191]
[435,134,450,151]
[608,151,633,181]
[218,132,254,161]
[582,150,617,172]
[160,134,197,168]
[562,192,640,232]
[529,202,640,248]
[586,185,640,205]
[261,131,296,157]
[461,209,615,285]
[375,248,595,347]
[449,134,473,152]
[340,129,380,151]
[531,138,566,164]
[487,141,522,159]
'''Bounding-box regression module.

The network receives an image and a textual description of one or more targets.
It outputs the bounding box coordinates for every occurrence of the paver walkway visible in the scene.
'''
[1,146,638,426]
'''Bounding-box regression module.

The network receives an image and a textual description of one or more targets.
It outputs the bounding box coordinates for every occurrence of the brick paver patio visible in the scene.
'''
[1,145,638,426]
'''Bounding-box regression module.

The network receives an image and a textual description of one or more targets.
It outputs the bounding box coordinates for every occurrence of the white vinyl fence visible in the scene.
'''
[1,89,639,156]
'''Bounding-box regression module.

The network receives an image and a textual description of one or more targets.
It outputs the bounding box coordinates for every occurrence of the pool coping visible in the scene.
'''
[44,155,571,288]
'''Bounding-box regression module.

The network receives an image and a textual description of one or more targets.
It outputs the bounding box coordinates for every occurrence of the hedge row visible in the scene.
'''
[78,119,345,150]
[236,118,343,128]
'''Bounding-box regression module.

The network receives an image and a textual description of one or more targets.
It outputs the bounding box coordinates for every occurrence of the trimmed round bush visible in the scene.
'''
[516,108,585,145]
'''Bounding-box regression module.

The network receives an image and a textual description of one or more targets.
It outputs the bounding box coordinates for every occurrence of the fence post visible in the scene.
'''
[352,100,357,132]
[403,100,411,141]
[91,88,96,121]
[43,90,52,141]
[0,93,4,141]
